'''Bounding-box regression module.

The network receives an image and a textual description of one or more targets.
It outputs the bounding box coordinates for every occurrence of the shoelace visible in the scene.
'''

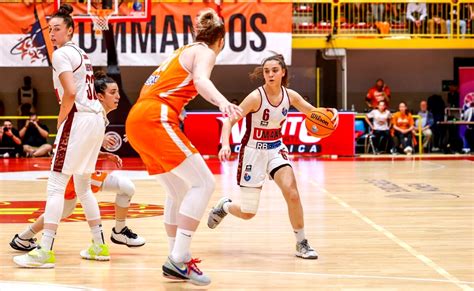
[299,239,314,253]
[122,227,138,239]
[185,258,203,275]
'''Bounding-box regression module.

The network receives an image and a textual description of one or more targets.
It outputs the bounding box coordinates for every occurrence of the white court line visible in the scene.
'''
[1,265,473,286]
[309,180,473,291]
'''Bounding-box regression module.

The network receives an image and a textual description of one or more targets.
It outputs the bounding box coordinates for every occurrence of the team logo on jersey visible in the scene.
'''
[260,121,269,126]
[144,75,158,85]
[245,165,252,172]
[282,108,288,116]
[244,173,251,181]
[253,128,282,141]
[104,131,122,152]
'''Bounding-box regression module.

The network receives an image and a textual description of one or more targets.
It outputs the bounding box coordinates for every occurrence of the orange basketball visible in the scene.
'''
[305,108,336,138]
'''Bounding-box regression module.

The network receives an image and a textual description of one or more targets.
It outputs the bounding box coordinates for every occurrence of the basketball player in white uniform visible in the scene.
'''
[208,54,338,259]
[14,4,109,268]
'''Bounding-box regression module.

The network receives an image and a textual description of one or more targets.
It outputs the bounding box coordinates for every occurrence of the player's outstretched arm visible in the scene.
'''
[288,89,339,128]
[191,47,242,119]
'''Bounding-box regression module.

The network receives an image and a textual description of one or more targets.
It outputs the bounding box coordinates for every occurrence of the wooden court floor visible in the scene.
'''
[0,157,473,290]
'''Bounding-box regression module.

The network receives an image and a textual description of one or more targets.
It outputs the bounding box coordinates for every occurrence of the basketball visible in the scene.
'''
[304,108,336,138]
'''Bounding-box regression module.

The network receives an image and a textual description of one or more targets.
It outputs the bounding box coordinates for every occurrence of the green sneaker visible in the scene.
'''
[80,242,110,261]
[13,246,55,268]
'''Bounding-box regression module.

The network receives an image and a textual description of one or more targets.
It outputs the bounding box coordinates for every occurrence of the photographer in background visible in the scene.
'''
[0,120,23,158]
[19,114,52,157]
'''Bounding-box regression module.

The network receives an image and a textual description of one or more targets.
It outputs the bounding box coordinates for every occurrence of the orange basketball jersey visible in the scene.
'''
[64,171,109,200]
[138,43,200,114]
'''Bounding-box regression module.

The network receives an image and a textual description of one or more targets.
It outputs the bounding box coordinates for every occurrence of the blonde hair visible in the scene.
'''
[195,8,225,45]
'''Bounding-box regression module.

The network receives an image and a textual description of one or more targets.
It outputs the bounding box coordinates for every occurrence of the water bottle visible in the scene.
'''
[351,104,355,112]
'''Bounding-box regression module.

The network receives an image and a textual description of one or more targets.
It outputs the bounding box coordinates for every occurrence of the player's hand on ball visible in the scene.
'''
[218,145,231,162]
[328,108,339,129]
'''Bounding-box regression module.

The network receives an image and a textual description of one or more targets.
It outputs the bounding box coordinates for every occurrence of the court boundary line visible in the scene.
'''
[1,267,473,286]
[309,180,473,291]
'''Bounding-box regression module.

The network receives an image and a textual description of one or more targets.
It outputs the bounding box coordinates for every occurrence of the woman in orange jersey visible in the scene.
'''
[125,8,241,286]
[391,101,415,155]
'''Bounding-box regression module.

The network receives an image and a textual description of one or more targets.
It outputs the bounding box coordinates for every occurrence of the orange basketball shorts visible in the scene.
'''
[125,99,198,175]
[64,171,109,200]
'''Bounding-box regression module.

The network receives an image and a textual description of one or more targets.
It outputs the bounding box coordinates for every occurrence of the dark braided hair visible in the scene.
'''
[249,54,289,87]
[51,4,75,35]
[94,70,116,94]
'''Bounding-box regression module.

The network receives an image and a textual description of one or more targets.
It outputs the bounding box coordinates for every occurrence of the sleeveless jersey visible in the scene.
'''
[242,86,290,150]
[52,41,103,114]
[138,43,203,114]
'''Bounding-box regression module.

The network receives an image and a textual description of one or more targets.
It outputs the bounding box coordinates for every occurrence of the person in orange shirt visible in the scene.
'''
[125,8,241,286]
[391,101,415,154]
[366,79,391,109]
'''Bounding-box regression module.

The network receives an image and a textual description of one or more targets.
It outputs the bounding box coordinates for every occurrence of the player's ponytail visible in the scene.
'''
[51,3,75,35]
[249,54,290,87]
[94,70,116,95]
[195,8,225,45]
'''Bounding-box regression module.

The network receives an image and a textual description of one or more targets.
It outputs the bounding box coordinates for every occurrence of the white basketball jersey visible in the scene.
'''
[242,86,290,149]
[52,42,103,114]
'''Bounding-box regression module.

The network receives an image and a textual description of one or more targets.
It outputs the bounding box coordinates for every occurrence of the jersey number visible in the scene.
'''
[262,109,270,121]
[85,74,98,100]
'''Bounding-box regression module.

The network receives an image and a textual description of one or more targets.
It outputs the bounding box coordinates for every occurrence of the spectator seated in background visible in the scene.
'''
[366,78,391,110]
[414,100,434,151]
[365,101,391,154]
[407,2,427,34]
[391,101,415,155]
[427,94,446,151]
[428,3,447,36]
[19,114,52,158]
[0,120,23,158]
[463,102,474,152]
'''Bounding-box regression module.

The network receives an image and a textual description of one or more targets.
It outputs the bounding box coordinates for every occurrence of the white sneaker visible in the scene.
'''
[404,146,413,155]
[13,246,55,268]
[296,239,318,259]
[80,242,110,261]
[111,226,146,247]
[162,256,211,286]
[207,197,232,229]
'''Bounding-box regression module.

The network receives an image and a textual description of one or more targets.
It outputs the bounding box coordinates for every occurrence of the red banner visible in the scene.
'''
[183,112,355,156]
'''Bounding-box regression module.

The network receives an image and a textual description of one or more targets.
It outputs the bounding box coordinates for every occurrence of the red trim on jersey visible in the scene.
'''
[65,44,83,73]
[261,86,284,108]
[282,87,291,107]
[237,114,252,185]
[53,104,77,173]
[252,87,263,114]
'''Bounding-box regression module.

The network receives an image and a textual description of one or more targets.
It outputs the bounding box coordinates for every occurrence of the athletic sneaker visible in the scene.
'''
[80,242,110,261]
[10,234,37,251]
[13,246,55,268]
[162,256,211,286]
[295,239,318,259]
[404,146,413,155]
[207,197,232,229]
[111,226,146,247]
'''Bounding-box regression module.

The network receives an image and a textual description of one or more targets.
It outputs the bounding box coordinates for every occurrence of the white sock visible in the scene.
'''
[40,229,56,250]
[171,228,194,263]
[19,226,36,240]
[115,219,126,232]
[223,201,231,214]
[91,224,105,245]
[294,228,306,243]
[168,237,176,253]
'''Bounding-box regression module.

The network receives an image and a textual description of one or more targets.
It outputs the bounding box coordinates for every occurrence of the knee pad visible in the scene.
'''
[156,173,189,225]
[62,197,78,218]
[172,155,215,221]
[73,174,101,221]
[115,176,136,208]
[44,171,70,225]
[240,187,262,214]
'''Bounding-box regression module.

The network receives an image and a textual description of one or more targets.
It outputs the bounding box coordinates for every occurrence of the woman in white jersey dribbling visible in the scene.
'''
[14,4,109,268]
[208,54,338,259]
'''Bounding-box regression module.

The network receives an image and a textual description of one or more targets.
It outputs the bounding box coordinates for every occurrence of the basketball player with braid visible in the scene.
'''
[10,72,145,252]
[14,5,111,268]
[208,54,338,259]
[126,8,241,286]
